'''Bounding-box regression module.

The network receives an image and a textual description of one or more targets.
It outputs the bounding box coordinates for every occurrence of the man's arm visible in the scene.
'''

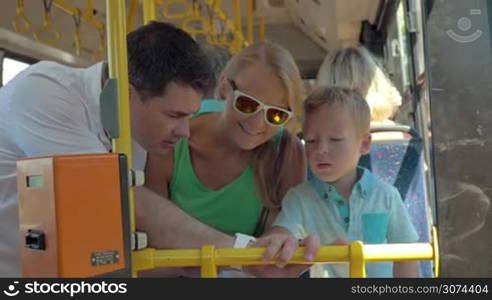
[134,186,234,249]
[138,151,234,249]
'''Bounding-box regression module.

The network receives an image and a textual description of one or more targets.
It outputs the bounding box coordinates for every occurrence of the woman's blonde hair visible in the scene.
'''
[222,41,305,210]
[317,46,402,122]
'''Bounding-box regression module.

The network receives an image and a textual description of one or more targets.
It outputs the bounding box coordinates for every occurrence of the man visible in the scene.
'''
[0,22,214,276]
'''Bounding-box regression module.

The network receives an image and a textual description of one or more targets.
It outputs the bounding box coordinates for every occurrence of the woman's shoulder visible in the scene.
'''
[190,112,219,133]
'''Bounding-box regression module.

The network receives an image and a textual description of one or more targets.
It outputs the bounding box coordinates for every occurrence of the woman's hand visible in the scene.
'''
[244,226,320,277]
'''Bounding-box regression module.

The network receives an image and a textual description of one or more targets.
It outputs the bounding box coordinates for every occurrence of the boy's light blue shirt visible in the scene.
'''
[274,167,419,278]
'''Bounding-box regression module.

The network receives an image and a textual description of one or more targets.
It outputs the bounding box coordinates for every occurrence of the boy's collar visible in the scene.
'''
[308,167,375,200]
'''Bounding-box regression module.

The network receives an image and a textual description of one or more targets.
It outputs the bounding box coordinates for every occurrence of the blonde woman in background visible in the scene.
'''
[143,41,319,277]
[317,46,404,140]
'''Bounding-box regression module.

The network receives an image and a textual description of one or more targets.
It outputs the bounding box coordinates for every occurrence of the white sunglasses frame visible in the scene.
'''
[231,89,293,127]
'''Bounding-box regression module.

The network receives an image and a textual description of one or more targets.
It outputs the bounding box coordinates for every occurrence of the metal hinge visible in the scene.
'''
[407,10,418,33]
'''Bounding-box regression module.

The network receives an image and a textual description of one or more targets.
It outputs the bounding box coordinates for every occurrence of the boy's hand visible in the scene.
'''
[244,226,320,277]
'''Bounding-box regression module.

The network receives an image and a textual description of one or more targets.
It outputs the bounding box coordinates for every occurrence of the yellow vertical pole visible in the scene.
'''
[233,0,243,52]
[258,15,265,41]
[201,245,218,278]
[247,0,254,43]
[106,0,135,276]
[349,241,366,278]
[84,0,95,18]
[143,0,157,24]
[127,0,138,33]
[432,226,440,277]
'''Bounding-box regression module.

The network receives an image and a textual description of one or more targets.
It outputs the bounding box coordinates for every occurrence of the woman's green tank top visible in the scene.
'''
[170,138,263,235]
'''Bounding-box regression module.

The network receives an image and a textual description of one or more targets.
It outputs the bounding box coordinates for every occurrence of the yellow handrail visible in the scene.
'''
[132,241,438,278]
[182,16,209,36]
[53,0,104,31]
[34,0,61,45]
[258,15,265,41]
[72,8,82,56]
[432,226,440,277]
[203,0,248,53]
[143,0,157,24]
[127,0,139,32]
[232,0,243,51]
[160,0,193,19]
[247,0,254,44]
[11,0,31,33]
[205,1,231,47]
[92,26,106,61]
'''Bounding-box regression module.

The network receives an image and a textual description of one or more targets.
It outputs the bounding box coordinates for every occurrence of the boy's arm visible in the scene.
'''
[387,187,420,243]
[394,261,419,277]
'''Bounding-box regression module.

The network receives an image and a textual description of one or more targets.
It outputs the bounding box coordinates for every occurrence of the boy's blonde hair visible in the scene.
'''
[317,46,402,122]
[304,86,371,135]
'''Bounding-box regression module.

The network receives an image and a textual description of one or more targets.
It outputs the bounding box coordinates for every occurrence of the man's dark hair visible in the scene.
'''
[127,21,215,100]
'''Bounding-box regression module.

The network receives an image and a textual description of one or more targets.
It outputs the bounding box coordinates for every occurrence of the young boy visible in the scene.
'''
[261,86,419,278]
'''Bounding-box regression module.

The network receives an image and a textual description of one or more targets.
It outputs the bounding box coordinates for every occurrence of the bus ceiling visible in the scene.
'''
[0,0,386,79]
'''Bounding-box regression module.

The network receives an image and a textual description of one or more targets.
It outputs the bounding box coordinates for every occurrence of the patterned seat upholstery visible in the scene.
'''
[359,125,433,277]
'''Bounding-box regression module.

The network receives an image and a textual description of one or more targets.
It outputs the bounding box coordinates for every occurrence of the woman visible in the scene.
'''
[145,41,306,243]
[317,46,404,140]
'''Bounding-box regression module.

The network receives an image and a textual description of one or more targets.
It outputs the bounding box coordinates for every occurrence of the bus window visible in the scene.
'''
[2,57,30,86]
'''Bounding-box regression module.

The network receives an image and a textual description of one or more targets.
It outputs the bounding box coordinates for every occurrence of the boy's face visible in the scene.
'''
[304,103,371,184]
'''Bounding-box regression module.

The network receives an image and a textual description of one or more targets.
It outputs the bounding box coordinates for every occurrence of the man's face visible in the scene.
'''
[130,82,202,155]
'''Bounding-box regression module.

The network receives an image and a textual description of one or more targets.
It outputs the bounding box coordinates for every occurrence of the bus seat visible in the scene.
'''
[359,125,433,277]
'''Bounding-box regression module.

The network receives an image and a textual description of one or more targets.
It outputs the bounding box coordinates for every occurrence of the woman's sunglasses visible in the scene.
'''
[229,79,292,127]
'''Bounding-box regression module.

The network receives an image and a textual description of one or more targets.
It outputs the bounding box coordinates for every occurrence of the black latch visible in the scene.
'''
[25,229,46,250]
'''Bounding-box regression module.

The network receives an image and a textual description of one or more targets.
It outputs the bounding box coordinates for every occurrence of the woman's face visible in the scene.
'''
[221,63,290,150]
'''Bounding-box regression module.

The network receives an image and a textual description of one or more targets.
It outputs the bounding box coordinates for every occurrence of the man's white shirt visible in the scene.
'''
[0,61,146,276]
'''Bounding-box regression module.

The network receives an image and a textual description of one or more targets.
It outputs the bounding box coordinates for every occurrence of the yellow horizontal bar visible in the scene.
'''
[53,0,104,30]
[133,248,202,271]
[363,243,434,262]
[132,243,434,272]
[216,246,350,266]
